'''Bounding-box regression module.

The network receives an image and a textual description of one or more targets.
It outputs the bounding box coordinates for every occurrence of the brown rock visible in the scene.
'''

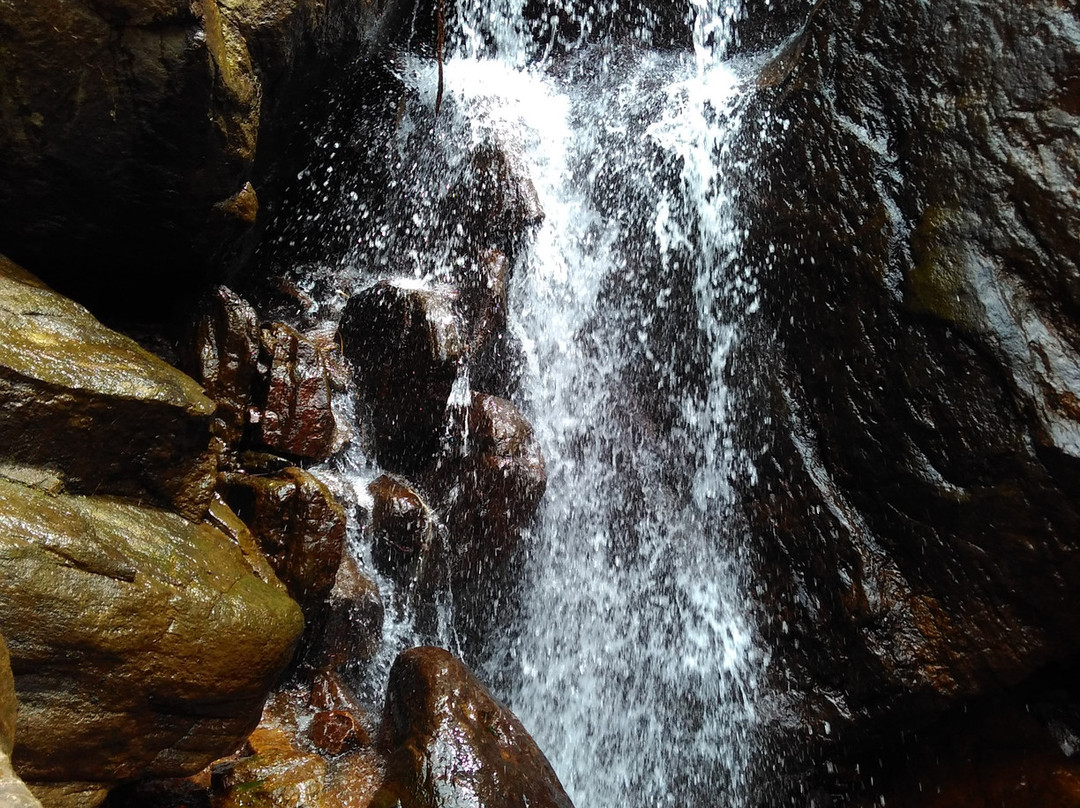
[257,322,337,461]
[309,711,371,757]
[223,465,347,612]
[367,475,443,598]
[0,633,42,808]
[440,394,547,579]
[0,476,304,794]
[309,553,384,670]
[339,281,466,471]
[0,256,217,521]
[372,647,573,808]
[187,286,261,445]
[211,727,327,808]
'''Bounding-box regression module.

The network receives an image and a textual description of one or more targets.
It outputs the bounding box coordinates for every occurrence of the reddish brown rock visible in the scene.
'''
[339,282,465,471]
[223,465,346,612]
[187,286,261,445]
[257,322,336,462]
[372,647,573,808]
[309,711,371,757]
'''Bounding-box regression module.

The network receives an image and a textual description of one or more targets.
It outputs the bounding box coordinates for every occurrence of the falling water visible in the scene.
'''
[309,0,765,802]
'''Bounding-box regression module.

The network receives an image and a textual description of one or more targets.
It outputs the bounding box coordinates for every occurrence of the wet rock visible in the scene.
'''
[308,553,385,671]
[0,476,304,795]
[339,282,466,471]
[373,647,574,808]
[440,394,547,581]
[309,711,371,757]
[743,0,1080,796]
[211,727,327,808]
[0,0,385,315]
[446,140,544,257]
[187,286,261,446]
[223,465,347,613]
[455,249,524,398]
[367,475,444,599]
[257,322,337,462]
[0,256,217,521]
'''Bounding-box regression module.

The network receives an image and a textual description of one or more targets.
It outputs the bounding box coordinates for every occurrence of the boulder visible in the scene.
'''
[444,140,544,258]
[222,465,347,613]
[187,286,261,446]
[257,322,337,462]
[743,0,1080,796]
[0,476,304,794]
[372,646,574,808]
[0,0,388,315]
[211,727,328,808]
[0,256,216,521]
[438,394,546,581]
[367,475,444,599]
[339,282,466,471]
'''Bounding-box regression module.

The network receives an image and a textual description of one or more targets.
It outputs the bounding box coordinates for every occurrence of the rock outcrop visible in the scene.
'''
[0,635,43,808]
[0,256,217,521]
[373,647,574,808]
[745,0,1080,799]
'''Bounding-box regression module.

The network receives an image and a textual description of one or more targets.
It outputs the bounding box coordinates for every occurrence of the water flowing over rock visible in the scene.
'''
[339,281,466,471]
[745,0,1080,797]
[372,647,574,808]
[0,476,304,800]
[0,256,217,521]
[367,475,443,601]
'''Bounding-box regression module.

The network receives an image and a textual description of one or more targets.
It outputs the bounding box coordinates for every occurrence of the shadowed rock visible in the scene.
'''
[0,256,217,521]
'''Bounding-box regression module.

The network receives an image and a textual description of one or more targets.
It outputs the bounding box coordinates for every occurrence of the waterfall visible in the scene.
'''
[320,0,764,802]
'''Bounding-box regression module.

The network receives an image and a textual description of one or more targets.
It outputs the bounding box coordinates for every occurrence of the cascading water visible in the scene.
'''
[306,0,766,802]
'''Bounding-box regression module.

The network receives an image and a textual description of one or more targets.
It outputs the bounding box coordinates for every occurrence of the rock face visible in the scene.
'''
[745,0,1080,796]
[340,282,466,471]
[0,476,304,795]
[373,647,574,808]
[0,256,217,521]
[0,0,388,315]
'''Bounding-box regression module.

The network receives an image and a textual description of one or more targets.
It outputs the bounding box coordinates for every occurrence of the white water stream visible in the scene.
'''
[321,0,766,803]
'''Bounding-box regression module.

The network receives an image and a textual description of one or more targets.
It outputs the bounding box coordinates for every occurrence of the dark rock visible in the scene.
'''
[186,286,261,446]
[456,248,511,357]
[438,394,547,582]
[309,553,384,670]
[373,646,574,808]
[0,0,387,317]
[0,476,304,796]
[367,475,444,599]
[445,140,545,258]
[257,322,337,462]
[0,256,217,521]
[0,632,41,807]
[743,0,1080,796]
[339,282,466,471]
[309,711,371,757]
[223,465,347,613]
